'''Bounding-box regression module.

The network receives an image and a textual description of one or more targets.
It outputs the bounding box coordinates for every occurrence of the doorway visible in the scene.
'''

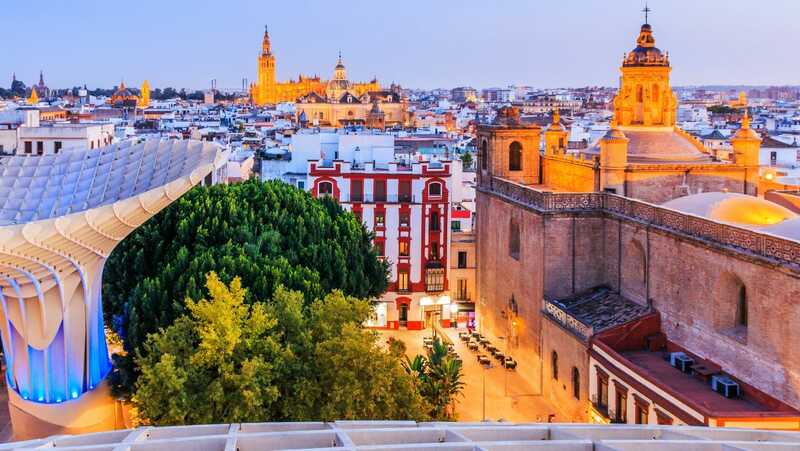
[399,304,408,328]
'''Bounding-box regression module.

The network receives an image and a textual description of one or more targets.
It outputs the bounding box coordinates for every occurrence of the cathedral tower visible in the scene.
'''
[252,26,277,104]
[613,22,677,127]
[476,107,541,186]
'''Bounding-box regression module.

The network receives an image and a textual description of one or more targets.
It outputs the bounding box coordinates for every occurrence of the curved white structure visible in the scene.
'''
[0,139,224,437]
[1,422,799,450]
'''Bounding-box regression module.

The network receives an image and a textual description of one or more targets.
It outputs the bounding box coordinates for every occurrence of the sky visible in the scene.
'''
[3,0,799,91]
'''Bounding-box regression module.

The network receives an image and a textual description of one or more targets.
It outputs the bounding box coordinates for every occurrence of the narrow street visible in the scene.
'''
[379,328,559,423]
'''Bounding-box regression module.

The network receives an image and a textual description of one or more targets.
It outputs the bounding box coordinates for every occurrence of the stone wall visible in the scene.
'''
[543,156,597,193]
[476,178,800,411]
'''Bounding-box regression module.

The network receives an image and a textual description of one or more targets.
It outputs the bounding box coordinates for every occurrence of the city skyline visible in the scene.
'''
[4,0,800,91]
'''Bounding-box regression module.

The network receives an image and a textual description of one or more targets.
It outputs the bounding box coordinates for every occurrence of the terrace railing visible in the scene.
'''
[484,177,800,268]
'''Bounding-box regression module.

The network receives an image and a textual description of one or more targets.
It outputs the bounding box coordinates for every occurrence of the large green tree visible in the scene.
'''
[104,180,388,394]
[133,273,427,425]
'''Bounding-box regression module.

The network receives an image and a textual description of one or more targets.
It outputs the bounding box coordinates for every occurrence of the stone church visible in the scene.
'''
[475,20,800,428]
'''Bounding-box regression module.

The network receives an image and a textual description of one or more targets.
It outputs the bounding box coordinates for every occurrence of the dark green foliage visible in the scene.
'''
[104,179,388,395]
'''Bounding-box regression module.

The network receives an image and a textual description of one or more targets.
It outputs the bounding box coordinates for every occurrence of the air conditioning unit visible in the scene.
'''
[670,352,694,373]
[712,375,740,399]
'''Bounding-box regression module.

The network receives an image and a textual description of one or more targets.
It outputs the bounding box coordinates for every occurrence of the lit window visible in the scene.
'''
[399,240,409,257]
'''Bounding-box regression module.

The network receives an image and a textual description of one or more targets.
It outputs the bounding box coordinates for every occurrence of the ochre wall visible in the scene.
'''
[476,187,800,412]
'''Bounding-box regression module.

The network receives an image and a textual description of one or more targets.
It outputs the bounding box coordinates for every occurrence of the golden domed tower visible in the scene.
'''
[613,19,678,127]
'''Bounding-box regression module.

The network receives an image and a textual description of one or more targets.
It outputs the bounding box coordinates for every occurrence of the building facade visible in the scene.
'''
[474,19,800,429]
[308,145,457,330]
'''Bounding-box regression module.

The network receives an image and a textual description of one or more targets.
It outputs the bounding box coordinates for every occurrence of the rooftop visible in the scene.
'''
[546,286,650,335]
[586,129,713,163]
[5,422,800,450]
[619,350,788,416]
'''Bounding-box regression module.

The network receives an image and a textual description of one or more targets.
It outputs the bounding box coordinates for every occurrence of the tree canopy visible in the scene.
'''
[104,180,388,395]
[132,273,427,424]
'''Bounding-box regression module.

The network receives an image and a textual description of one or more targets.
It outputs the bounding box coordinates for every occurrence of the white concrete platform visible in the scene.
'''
[1,422,798,450]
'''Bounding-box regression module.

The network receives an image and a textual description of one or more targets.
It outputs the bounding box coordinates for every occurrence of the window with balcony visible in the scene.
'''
[458,251,467,269]
[399,212,410,227]
[457,279,468,300]
[430,211,440,231]
[596,367,609,415]
[429,243,439,260]
[351,180,363,202]
[425,264,445,292]
[375,211,385,227]
[374,180,387,202]
[375,240,385,257]
[634,395,649,424]
[399,240,409,257]
[399,180,412,203]
[614,382,627,423]
[397,270,409,292]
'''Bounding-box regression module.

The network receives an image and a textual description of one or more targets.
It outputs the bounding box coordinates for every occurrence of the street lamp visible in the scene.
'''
[481,361,492,421]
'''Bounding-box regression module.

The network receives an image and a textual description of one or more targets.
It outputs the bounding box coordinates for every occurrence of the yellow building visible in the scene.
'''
[612,23,678,127]
[250,26,379,105]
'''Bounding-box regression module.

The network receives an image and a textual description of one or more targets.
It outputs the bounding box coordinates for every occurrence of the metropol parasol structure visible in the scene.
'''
[0,139,225,437]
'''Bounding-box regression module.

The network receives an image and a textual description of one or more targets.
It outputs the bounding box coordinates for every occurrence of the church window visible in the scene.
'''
[551,351,559,380]
[480,139,488,171]
[509,141,522,171]
[428,182,442,197]
[572,367,580,400]
[509,219,520,260]
[736,285,747,328]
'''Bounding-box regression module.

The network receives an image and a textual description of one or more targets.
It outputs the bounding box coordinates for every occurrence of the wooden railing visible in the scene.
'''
[484,177,800,268]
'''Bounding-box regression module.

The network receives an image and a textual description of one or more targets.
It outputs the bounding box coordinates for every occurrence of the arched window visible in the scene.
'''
[480,139,488,171]
[428,182,442,197]
[736,285,747,328]
[318,181,333,196]
[719,272,748,342]
[551,351,559,380]
[509,141,522,171]
[572,367,580,400]
[636,85,643,102]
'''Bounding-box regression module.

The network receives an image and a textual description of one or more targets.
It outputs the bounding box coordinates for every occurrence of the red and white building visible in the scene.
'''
[293,131,467,330]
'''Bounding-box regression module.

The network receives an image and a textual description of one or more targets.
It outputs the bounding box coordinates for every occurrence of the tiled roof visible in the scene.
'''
[547,286,650,333]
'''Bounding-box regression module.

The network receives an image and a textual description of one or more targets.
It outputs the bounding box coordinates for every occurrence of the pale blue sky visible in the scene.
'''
[4,0,799,90]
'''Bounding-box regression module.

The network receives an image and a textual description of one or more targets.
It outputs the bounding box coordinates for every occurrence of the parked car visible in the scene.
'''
[477,354,491,365]
[479,338,491,348]
[494,351,505,363]
[504,357,517,369]
[458,332,470,342]
[468,340,479,351]
[486,345,498,355]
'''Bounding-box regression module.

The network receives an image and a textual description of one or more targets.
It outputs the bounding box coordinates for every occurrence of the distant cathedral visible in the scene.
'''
[250,26,380,105]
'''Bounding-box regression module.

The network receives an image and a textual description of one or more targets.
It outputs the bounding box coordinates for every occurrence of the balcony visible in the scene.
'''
[544,299,593,339]
[340,193,419,204]
[425,262,445,293]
